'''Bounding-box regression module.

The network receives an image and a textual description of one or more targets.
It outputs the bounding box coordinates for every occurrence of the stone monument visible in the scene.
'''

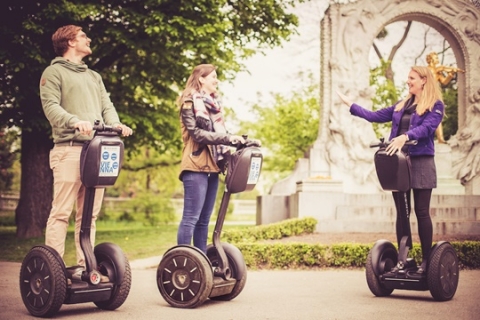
[258,0,480,236]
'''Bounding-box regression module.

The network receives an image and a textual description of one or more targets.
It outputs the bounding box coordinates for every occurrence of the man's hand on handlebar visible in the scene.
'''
[74,121,94,135]
[115,124,133,137]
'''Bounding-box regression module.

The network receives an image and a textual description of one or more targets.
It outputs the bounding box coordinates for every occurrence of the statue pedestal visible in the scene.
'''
[296,177,343,193]
[434,142,465,195]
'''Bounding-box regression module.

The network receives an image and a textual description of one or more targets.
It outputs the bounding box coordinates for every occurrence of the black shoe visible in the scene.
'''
[416,261,427,274]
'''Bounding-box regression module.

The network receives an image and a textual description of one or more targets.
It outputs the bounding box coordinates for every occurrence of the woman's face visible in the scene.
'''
[200,70,218,95]
[407,70,425,96]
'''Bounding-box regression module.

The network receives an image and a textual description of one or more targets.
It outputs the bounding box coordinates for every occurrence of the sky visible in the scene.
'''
[220,0,328,121]
[220,0,457,123]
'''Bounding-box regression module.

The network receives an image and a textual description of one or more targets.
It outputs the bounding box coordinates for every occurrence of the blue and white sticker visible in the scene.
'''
[247,157,262,185]
[99,145,121,177]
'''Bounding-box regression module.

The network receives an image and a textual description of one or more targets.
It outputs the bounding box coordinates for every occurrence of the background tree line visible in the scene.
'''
[0,1,460,240]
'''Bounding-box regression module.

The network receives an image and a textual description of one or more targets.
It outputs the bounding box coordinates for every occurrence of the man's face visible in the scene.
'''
[72,30,92,57]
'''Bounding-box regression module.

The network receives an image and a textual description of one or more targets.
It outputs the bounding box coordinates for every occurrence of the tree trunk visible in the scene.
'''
[15,128,53,239]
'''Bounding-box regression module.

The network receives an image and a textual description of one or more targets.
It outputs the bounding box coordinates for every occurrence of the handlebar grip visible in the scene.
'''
[93,124,122,133]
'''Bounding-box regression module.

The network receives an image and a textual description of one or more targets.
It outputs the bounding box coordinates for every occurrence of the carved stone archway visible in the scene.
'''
[271,0,480,196]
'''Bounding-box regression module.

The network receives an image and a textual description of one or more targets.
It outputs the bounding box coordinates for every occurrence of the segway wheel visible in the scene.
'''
[157,246,213,308]
[93,243,132,310]
[365,241,396,297]
[207,242,247,301]
[427,242,459,301]
[19,246,67,317]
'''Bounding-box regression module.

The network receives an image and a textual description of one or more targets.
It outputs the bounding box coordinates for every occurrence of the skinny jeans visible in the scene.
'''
[45,145,105,266]
[392,189,433,263]
[177,171,219,253]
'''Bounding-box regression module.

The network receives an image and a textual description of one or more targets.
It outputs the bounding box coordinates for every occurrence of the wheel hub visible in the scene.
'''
[31,274,43,295]
[172,269,191,290]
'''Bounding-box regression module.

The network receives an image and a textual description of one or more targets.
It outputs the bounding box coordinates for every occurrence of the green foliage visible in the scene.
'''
[236,241,480,270]
[222,217,317,243]
[0,0,305,236]
[240,72,319,172]
[453,241,480,268]
[0,0,304,151]
[0,127,20,192]
[441,83,459,141]
[369,60,401,138]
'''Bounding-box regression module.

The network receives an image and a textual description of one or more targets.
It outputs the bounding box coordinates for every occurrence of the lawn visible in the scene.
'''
[0,216,253,266]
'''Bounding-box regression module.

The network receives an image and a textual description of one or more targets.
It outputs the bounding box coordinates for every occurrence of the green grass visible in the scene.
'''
[0,218,253,266]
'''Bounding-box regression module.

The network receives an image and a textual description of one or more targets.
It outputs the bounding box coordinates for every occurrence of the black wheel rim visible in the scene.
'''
[21,256,54,309]
[161,255,204,302]
[438,249,459,295]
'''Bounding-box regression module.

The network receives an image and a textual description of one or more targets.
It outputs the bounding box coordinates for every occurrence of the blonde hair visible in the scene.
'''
[394,66,443,115]
[176,64,216,108]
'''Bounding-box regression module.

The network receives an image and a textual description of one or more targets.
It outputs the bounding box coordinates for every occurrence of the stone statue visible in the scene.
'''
[426,51,465,143]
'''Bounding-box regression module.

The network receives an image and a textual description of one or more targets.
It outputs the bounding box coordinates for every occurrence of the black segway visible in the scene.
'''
[19,121,132,317]
[365,138,459,301]
[156,138,262,308]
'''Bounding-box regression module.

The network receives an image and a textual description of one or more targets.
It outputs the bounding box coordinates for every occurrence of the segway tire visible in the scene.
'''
[207,242,247,301]
[93,243,132,310]
[427,242,459,301]
[157,246,213,308]
[19,246,67,317]
[365,242,396,297]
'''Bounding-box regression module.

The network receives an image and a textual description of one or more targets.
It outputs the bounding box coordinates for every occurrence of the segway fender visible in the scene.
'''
[32,245,68,277]
[370,240,397,277]
[207,243,247,281]
[163,244,210,260]
[94,242,127,284]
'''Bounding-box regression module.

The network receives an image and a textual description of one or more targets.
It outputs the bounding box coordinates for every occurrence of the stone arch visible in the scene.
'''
[310,0,480,195]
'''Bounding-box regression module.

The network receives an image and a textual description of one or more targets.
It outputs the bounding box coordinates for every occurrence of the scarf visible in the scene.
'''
[191,91,229,163]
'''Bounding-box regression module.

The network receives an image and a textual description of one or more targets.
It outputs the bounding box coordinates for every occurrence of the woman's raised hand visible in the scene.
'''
[336,90,353,107]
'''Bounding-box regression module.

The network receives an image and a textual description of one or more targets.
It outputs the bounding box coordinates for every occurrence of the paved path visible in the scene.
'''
[1,258,479,320]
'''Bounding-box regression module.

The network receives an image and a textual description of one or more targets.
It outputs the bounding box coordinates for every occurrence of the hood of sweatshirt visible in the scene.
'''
[51,57,88,72]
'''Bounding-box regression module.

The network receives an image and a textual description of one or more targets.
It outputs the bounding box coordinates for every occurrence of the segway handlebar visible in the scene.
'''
[369,138,418,148]
[230,134,261,150]
[92,120,123,134]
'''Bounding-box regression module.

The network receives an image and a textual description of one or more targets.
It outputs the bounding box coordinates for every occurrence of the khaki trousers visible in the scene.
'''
[45,145,105,266]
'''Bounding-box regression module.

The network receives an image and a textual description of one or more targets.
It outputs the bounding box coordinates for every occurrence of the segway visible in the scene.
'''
[156,137,262,308]
[365,138,459,301]
[20,121,132,317]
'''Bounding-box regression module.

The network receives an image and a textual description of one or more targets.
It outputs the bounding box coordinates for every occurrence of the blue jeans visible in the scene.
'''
[177,171,219,253]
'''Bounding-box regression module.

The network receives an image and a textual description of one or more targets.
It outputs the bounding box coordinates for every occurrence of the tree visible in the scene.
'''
[240,72,319,174]
[0,0,304,238]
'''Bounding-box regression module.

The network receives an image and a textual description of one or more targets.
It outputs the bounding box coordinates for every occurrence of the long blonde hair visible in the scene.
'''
[394,66,443,115]
[176,64,216,108]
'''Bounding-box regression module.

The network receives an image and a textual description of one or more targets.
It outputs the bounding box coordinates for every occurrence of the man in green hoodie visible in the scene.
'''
[39,25,133,277]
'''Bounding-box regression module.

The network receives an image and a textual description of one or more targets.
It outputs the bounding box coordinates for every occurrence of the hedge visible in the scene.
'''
[223,217,480,270]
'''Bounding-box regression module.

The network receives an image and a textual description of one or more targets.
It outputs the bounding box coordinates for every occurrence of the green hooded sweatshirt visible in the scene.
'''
[39,57,121,143]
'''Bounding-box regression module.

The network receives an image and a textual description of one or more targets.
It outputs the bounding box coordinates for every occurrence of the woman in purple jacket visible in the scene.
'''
[337,66,444,274]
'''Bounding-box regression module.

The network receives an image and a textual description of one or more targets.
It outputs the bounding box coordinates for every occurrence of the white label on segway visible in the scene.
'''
[99,145,121,177]
[247,157,262,184]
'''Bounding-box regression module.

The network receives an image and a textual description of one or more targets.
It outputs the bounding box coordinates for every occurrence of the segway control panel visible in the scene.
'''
[80,122,124,188]
[226,143,262,193]
[370,138,416,192]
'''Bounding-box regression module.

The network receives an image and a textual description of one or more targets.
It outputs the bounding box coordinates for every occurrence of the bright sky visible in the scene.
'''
[220,0,328,121]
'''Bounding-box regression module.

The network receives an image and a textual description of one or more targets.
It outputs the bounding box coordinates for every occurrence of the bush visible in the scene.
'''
[221,217,480,270]
[223,217,317,243]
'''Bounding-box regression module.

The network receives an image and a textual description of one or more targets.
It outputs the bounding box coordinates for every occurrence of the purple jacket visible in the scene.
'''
[350,100,444,156]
